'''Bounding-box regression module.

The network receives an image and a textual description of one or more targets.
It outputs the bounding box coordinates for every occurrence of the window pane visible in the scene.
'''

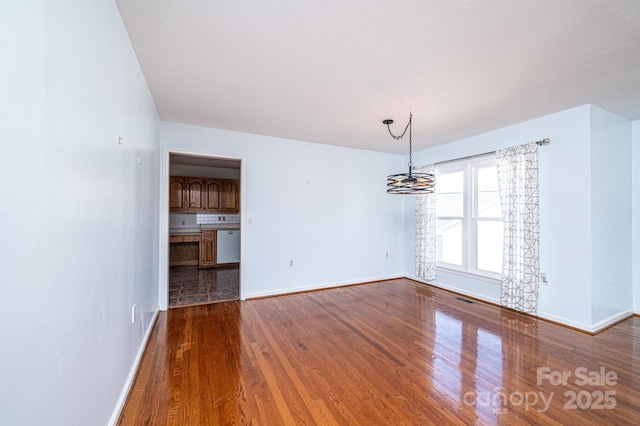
[476,220,503,273]
[436,170,463,217]
[477,166,502,218]
[437,219,462,265]
[436,193,463,217]
[478,191,501,217]
[477,166,498,191]
[437,170,463,192]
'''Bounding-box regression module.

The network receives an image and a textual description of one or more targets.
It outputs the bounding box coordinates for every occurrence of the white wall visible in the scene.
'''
[405,106,598,329]
[589,106,633,324]
[633,120,640,313]
[162,122,406,298]
[0,1,160,425]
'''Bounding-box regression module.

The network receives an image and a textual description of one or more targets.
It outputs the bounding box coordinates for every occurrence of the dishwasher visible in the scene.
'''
[216,229,241,264]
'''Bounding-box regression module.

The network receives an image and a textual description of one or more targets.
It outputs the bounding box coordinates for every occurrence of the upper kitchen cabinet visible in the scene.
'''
[185,178,204,211]
[204,179,222,211]
[170,176,240,213]
[220,180,240,212]
[169,176,186,211]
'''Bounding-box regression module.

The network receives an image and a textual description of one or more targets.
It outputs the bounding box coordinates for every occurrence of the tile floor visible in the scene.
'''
[169,266,239,307]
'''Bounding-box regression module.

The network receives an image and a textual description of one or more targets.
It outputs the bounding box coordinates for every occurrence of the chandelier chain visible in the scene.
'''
[385,113,414,172]
[385,113,412,141]
[408,113,413,171]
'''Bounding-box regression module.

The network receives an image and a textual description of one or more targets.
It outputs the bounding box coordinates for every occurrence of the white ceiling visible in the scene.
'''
[116,0,640,154]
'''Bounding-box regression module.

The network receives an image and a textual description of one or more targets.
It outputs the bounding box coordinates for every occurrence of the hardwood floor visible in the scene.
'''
[118,278,640,425]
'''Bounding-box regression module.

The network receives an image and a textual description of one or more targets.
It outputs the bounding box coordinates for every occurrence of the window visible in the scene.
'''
[435,155,503,279]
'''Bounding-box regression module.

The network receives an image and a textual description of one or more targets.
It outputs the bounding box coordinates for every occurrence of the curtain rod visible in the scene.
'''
[432,137,550,167]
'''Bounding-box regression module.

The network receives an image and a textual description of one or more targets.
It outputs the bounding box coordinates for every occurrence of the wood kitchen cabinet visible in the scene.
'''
[201,179,240,212]
[204,179,222,210]
[169,177,186,211]
[220,180,240,212]
[169,176,203,212]
[169,233,201,266]
[169,176,240,213]
[200,230,217,268]
[185,178,204,211]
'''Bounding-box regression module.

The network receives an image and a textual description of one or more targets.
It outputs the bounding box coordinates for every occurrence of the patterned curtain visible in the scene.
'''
[496,143,540,313]
[415,164,436,280]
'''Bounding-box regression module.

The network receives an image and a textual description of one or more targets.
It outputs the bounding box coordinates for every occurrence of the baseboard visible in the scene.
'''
[590,309,635,333]
[406,275,635,334]
[108,308,160,426]
[535,310,595,333]
[407,275,500,305]
[245,274,404,299]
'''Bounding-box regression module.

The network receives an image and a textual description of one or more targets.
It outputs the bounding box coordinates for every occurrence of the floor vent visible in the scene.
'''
[455,297,474,304]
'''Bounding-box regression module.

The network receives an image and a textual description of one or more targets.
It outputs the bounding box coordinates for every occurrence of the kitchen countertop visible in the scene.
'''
[170,224,240,234]
[201,224,240,230]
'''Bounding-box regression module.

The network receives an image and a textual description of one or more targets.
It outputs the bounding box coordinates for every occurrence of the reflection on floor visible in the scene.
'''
[169,266,239,307]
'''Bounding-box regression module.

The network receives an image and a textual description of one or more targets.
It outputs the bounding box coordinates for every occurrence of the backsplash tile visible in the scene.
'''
[169,213,198,228]
[196,213,240,224]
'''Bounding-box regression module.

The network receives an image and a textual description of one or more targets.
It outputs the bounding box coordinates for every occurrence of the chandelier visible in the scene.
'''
[384,113,435,194]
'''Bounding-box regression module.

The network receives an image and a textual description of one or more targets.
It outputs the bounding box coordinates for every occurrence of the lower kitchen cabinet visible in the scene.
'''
[199,230,217,268]
[170,229,239,269]
[169,233,201,266]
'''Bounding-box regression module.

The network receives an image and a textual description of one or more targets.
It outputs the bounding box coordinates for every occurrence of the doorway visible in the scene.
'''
[160,149,245,310]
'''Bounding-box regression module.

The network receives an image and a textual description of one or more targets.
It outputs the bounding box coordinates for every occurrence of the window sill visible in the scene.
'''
[436,265,501,285]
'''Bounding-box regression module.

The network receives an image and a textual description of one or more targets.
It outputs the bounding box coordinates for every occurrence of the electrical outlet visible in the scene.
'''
[385,252,389,258]
[131,304,136,323]
[289,260,294,267]
[541,273,549,285]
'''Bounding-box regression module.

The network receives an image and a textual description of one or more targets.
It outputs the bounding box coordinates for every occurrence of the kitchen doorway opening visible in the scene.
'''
[159,149,245,310]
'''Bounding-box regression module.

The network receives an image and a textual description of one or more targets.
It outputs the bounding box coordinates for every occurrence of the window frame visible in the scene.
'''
[435,155,503,282]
